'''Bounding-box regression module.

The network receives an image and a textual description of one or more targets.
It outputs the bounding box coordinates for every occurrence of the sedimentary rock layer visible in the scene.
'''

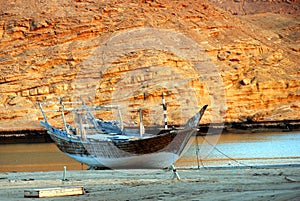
[0,0,299,129]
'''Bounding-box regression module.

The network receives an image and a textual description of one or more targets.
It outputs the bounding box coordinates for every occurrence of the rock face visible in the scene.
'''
[0,0,299,129]
[209,0,299,15]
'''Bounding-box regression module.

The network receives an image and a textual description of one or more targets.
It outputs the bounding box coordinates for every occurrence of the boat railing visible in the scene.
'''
[38,99,124,137]
[39,93,175,139]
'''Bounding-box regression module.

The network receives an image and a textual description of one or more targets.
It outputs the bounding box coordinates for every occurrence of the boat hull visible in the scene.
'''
[45,123,195,169]
[65,151,179,169]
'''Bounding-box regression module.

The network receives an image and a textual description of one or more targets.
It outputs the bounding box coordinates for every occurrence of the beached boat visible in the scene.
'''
[39,99,207,169]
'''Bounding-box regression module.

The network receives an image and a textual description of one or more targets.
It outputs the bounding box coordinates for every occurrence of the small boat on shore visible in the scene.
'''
[39,98,207,169]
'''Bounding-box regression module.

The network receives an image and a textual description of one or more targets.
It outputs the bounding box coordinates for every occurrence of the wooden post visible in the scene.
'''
[62,166,67,181]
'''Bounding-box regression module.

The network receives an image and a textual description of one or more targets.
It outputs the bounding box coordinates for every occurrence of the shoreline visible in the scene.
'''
[0,128,52,144]
[0,165,299,200]
[1,120,300,144]
[1,122,300,144]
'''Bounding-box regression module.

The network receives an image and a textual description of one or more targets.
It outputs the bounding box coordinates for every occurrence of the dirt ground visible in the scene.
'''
[0,166,299,200]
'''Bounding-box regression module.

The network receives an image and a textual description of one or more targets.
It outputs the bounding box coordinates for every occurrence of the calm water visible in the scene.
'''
[0,132,299,172]
[0,143,88,172]
[178,131,300,168]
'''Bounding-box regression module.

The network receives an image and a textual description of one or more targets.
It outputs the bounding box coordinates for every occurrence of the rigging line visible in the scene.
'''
[199,155,206,169]
[195,135,200,169]
[200,135,253,168]
[195,136,206,169]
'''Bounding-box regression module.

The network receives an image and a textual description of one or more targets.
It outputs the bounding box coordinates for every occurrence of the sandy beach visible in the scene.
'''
[0,166,299,201]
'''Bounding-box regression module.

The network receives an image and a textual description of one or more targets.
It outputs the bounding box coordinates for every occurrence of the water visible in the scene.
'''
[0,143,87,172]
[177,132,300,168]
[0,132,299,172]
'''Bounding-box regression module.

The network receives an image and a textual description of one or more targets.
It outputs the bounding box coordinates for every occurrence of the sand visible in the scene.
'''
[0,166,299,201]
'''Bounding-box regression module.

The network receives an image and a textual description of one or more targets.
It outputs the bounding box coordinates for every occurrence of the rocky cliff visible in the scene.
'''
[0,0,299,129]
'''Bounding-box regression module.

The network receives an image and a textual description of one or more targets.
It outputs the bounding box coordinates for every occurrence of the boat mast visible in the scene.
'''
[38,103,48,123]
[162,93,168,129]
[77,112,86,139]
[117,106,124,132]
[139,109,145,137]
[58,97,69,134]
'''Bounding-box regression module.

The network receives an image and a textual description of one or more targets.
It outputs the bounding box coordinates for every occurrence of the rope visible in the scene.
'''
[195,135,206,169]
[198,135,253,168]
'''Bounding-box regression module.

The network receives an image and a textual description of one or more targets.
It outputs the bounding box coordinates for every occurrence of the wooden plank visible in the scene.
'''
[24,186,84,198]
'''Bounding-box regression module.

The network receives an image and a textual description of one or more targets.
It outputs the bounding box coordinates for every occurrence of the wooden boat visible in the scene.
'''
[39,100,207,169]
